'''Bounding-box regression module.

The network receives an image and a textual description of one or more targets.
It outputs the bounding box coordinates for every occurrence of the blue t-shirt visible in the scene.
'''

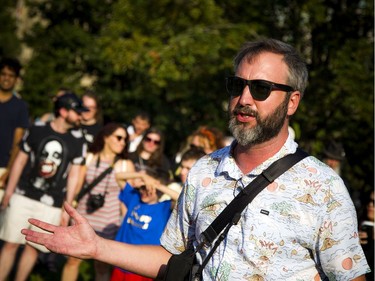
[116,183,172,245]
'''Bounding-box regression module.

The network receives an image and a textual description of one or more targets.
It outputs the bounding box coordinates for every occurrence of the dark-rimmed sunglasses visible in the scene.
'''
[114,135,126,142]
[144,136,161,145]
[226,76,294,101]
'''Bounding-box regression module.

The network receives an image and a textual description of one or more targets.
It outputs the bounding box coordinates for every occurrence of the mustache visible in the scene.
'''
[232,106,258,117]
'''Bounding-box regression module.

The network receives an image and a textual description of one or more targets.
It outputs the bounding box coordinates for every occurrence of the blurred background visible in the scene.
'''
[1,0,373,196]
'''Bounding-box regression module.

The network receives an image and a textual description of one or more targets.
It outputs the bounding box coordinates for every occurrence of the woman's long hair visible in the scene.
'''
[83,90,103,125]
[135,127,165,169]
[89,122,129,159]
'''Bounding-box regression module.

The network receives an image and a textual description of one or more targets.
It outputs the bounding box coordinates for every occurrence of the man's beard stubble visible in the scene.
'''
[66,115,81,129]
[228,97,289,147]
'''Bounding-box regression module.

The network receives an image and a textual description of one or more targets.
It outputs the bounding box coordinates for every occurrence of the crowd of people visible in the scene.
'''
[0,56,227,280]
[0,38,373,281]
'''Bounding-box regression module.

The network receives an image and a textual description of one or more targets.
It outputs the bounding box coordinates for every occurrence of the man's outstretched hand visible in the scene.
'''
[21,202,99,259]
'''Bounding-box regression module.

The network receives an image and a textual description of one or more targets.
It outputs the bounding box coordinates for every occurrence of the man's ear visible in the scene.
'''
[287,91,301,116]
[59,107,69,118]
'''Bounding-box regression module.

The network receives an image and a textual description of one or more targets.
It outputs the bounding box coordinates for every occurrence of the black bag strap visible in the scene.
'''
[191,148,309,280]
[75,155,119,202]
[200,148,309,245]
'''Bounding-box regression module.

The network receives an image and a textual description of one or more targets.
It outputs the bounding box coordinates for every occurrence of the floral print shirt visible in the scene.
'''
[161,136,370,280]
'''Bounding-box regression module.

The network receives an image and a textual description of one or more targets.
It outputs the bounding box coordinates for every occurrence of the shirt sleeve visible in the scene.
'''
[71,140,87,165]
[160,179,197,254]
[119,182,139,207]
[316,177,371,280]
[20,126,34,154]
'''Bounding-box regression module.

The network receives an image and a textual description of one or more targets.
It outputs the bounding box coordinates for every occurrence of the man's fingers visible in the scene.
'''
[21,228,51,244]
[63,202,86,224]
[28,218,57,233]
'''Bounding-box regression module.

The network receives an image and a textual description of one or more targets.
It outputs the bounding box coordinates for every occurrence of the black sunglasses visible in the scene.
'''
[114,135,126,142]
[226,76,295,101]
[144,136,161,145]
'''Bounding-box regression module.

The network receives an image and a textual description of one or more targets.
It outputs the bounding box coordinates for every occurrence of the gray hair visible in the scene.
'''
[233,38,308,97]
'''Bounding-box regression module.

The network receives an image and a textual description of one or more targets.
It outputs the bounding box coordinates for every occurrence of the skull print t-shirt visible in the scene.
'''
[16,122,86,207]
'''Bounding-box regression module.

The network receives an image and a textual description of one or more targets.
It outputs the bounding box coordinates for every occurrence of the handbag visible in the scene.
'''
[74,155,119,210]
[163,148,308,281]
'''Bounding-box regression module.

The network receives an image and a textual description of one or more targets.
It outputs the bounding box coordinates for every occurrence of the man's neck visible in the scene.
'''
[0,90,13,102]
[50,117,71,134]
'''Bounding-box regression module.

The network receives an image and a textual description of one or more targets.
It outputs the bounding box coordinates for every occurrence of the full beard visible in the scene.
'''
[228,97,289,147]
[66,116,81,129]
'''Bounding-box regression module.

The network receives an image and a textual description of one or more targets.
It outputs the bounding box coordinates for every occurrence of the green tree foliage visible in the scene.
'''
[96,0,261,149]
[0,0,22,58]
[21,0,114,117]
[294,0,374,192]
[12,0,374,192]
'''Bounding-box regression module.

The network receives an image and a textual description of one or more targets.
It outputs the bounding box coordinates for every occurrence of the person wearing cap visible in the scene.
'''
[35,86,70,124]
[323,140,346,175]
[20,38,369,281]
[0,92,88,281]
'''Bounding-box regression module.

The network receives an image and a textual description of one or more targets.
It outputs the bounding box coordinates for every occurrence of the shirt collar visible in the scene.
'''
[215,134,299,180]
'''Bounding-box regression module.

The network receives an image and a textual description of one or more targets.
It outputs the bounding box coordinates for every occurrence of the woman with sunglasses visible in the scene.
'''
[128,127,172,182]
[61,123,134,281]
[80,90,103,149]
[21,38,368,281]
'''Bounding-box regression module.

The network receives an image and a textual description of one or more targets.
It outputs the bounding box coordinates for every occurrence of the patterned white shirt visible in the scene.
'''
[161,136,370,280]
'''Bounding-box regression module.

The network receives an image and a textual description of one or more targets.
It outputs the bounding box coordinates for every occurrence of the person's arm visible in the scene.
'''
[38,112,53,123]
[155,184,180,201]
[72,152,94,200]
[72,164,88,200]
[116,170,159,190]
[62,164,82,226]
[0,150,28,209]
[22,202,172,278]
[0,127,25,186]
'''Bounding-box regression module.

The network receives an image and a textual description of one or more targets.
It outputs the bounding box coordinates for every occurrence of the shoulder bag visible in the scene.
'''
[74,155,119,210]
[163,148,309,281]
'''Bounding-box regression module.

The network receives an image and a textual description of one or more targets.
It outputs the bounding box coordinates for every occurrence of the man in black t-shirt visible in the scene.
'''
[0,58,29,196]
[0,93,88,281]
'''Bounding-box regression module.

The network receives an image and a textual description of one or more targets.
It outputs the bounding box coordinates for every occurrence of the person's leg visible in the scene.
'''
[94,260,112,281]
[0,242,21,281]
[61,256,82,281]
[0,195,32,281]
[14,244,39,281]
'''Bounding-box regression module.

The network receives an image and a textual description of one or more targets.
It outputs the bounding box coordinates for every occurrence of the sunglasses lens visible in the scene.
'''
[145,137,160,145]
[227,76,293,101]
[226,77,245,97]
[115,135,125,142]
[250,81,272,101]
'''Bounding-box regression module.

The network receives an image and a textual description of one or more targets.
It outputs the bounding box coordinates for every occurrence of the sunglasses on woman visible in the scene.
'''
[226,76,294,101]
[144,136,161,145]
[114,135,126,142]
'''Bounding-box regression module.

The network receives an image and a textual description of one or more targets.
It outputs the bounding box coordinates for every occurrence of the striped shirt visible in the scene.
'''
[76,156,124,239]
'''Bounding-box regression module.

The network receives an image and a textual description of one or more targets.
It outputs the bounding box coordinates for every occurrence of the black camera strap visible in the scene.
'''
[75,155,119,203]
[194,148,309,280]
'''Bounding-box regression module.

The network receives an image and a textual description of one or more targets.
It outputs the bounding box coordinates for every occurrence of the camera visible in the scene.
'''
[87,193,105,213]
